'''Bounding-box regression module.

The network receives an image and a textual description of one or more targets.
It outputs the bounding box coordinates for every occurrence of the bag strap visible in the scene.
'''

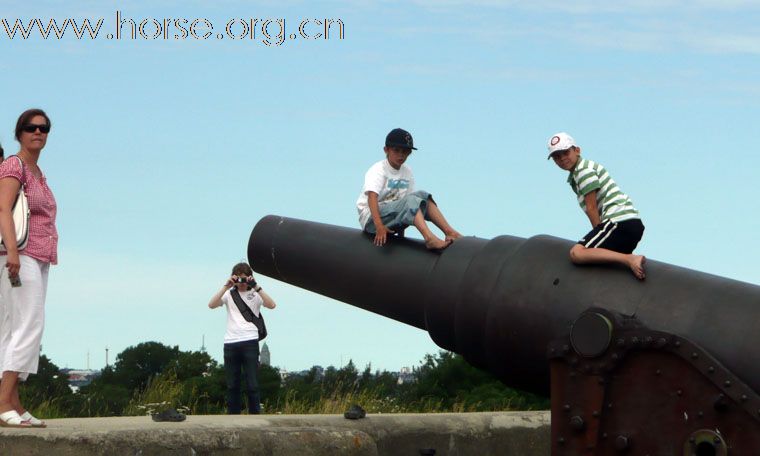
[230,287,261,323]
[10,155,27,187]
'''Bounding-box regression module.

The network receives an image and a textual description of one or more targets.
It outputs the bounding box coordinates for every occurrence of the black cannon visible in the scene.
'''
[249,215,760,455]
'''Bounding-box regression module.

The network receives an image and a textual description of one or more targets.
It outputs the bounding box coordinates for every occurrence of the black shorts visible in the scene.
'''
[578,218,645,254]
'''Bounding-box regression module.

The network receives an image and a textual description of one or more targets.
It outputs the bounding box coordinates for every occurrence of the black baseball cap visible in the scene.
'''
[385,128,417,150]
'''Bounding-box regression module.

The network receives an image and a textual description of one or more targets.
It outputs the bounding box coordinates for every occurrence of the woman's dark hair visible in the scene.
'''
[0,143,4,158]
[15,108,51,141]
[231,262,253,276]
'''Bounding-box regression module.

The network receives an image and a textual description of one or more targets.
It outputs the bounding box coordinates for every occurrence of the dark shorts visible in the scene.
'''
[578,218,645,254]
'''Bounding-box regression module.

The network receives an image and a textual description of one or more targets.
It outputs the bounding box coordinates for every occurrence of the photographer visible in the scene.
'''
[208,262,276,414]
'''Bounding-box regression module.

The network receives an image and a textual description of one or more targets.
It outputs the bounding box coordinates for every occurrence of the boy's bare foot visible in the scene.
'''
[425,237,453,250]
[629,255,646,280]
[444,230,463,242]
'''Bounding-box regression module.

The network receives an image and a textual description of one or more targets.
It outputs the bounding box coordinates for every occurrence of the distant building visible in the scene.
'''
[61,369,101,393]
[260,343,271,366]
[397,366,415,385]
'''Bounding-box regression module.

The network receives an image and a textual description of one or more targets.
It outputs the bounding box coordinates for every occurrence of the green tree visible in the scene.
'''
[113,342,180,390]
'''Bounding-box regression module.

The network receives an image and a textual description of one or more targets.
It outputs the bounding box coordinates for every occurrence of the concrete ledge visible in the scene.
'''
[0,411,550,455]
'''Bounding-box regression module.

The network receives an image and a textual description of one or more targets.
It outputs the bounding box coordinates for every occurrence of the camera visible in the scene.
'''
[234,277,249,284]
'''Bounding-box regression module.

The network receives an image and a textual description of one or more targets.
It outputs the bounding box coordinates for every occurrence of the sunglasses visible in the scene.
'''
[22,123,50,134]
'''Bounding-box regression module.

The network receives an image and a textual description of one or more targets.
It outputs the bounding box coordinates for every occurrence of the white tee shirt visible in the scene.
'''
[356,159,415,229]
[221,288,263,343]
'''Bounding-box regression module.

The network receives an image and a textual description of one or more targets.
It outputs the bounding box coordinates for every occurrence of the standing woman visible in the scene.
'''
[0,109,58,428]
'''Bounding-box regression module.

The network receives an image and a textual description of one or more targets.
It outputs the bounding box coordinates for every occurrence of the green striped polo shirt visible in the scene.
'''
[567,157,639,223]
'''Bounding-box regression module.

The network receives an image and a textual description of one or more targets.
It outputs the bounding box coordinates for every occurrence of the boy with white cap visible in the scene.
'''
[547,132,646,279]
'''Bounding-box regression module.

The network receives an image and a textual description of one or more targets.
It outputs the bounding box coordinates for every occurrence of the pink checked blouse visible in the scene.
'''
[0,156,58,264]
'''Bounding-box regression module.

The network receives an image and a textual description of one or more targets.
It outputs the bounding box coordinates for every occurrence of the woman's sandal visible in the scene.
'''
[20,411,46,428]
[0,410,32,428]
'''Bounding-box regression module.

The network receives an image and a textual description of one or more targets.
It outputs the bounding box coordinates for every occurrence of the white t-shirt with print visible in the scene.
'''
[356,159,415,229]
[221,288,263,343]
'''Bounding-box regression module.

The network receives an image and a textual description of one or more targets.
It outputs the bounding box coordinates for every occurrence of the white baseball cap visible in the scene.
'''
[546,132,577,159]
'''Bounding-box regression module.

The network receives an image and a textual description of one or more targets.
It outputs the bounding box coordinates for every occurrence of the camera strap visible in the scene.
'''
[230,287,268,341]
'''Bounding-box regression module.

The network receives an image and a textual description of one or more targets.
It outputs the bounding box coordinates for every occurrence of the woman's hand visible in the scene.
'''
[6,251,20,278]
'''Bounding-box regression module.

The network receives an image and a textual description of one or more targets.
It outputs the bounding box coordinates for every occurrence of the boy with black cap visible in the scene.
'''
[356,128,461,250]
[547,132,646,279]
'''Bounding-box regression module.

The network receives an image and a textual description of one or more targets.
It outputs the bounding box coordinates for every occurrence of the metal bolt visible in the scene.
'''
[563,404,571,412]
[645,336,653,344]
[632,337,640,345]
[708,366,715,374]
[557,437,565,446]
[741,394,748,402]
[691,352,699,359]
[607,403,613,409]
[674,340,681,348]
[689,436,696,443]
[592,410,600,417]
[602,433,608,439]
[616,338,625,347]
[570,415,585,432]
[724,380,732,387]
[655,369,661,376]
[698,411,704,418]
[656,337,667,348]
[615,435,630,451]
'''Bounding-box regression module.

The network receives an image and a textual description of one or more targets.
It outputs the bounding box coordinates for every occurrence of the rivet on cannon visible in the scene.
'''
[557,437,565,446]
[724,380,732,388]
[691,352,699,359]
[674,340,681,348]
[741,394,748,402]
[708,366,715,374]
[570,415,585,432]
[563,404,571,412]
[655,369,661,376]
[656,337,667,348]
[714,394,728,412]
[616,338,625,347]
[592,410,600,417]
[615,435,630,451]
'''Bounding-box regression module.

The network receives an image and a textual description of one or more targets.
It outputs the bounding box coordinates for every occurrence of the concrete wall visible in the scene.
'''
[0,411,550,455]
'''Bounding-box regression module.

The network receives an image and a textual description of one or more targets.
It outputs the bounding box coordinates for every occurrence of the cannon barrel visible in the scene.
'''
[248,215,760,396]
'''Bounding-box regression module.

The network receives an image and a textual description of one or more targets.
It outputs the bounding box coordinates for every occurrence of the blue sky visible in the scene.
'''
[1,1,758,373]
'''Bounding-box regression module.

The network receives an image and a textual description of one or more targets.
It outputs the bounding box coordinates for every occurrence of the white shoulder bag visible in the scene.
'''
[0,156,30,252]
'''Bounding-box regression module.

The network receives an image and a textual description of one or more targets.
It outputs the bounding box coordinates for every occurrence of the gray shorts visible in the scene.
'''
[364,191,432,234]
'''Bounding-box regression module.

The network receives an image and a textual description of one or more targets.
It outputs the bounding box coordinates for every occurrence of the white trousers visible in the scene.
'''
[0,255,49,381]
